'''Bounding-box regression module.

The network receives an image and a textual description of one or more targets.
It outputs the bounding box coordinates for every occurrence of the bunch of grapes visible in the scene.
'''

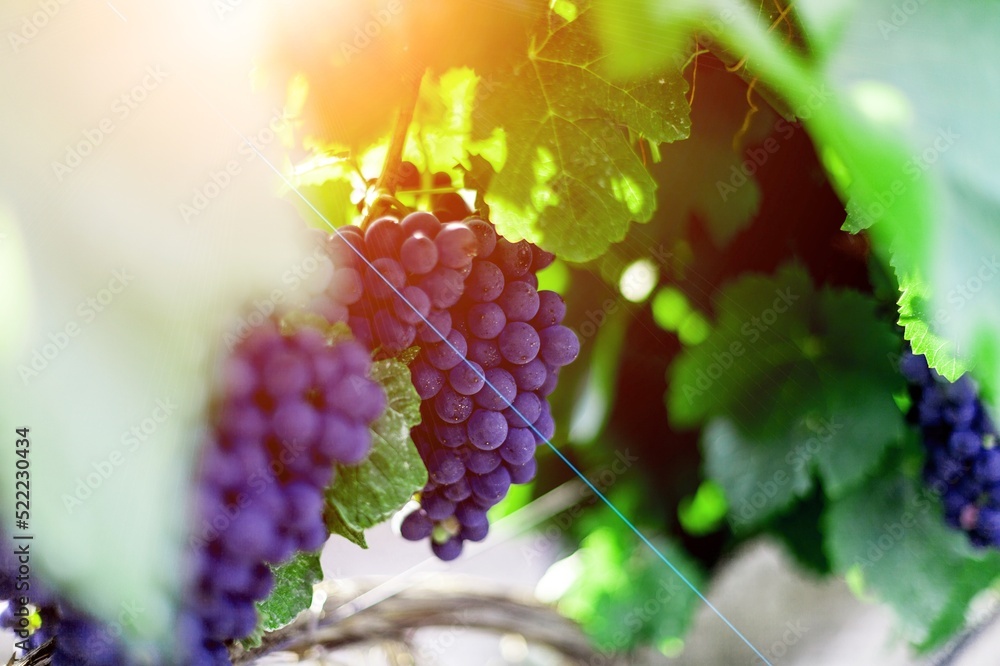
[179,321,386,664]
[901,349,1000,547]
[0,184,576,658]
[399,218,580,560]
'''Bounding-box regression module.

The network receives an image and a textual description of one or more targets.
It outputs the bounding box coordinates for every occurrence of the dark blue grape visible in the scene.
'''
[434,386,474,424]
[428,450,466,485]
[455,501,489,527]
[412,361,445,400]
[508,458,537,484]
[470,466,511,503]
[467,410,508,451]
[475,368,517,411]
[436,223,479,269]
[401,510,434,541]
[498,321,540,365]
[417,309,453,343]
[422,493,456,521]
[498,281,540,322]
[461,522,489,542]
[400,211,442,238]
[466,218,497,257]
[443,478,472,502]
[364,217,404,258]
[449,360,486,396]
[425,330,468,371]
[467,302,507,339]
[539,325,581,367]
[463,447,502,475]
[466,261,504,302]
[468,338,502,369]
[492,238,533,277]
[400,234,438,275]
[500,427,536,465]
[504,392,542,428]
[431,537,463,561]
[532,290,567,327]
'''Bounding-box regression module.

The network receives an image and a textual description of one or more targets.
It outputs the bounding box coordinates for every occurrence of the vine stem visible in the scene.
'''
[363,70,426,228]
[229,577,627,665]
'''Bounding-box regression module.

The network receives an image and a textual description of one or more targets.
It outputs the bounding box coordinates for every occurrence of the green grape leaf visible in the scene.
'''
[669,265,905,528]
[786,1,1000,396]
[897,270,967,382]
[558,525,703,651]
[667,264,815,429]
[325,358,425,545]
[825,472,1000,650]
[245,551,323,645]
[704,417,811,528]
[324,508,368,550]
[763,487,832,576]
[472,1,690,261]
[647,54,779,249]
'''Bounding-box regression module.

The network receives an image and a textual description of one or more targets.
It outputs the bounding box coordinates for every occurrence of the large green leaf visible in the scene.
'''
[825,472,1000,650]
[325,358,425,546]
[669,265,905,528]
[471,1,690,261]
[704,417,810,528]
[645,53,780,249]
[799,1,1000,396]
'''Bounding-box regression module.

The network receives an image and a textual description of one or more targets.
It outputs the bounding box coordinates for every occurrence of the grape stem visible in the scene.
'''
[363,70,426,229]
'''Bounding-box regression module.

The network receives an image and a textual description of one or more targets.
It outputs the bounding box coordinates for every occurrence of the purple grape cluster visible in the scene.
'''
[180,321,386,663]
[314,212,478,356]
[902,349,1000,547]
[0,529,133,664]
[400,219,580,560]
